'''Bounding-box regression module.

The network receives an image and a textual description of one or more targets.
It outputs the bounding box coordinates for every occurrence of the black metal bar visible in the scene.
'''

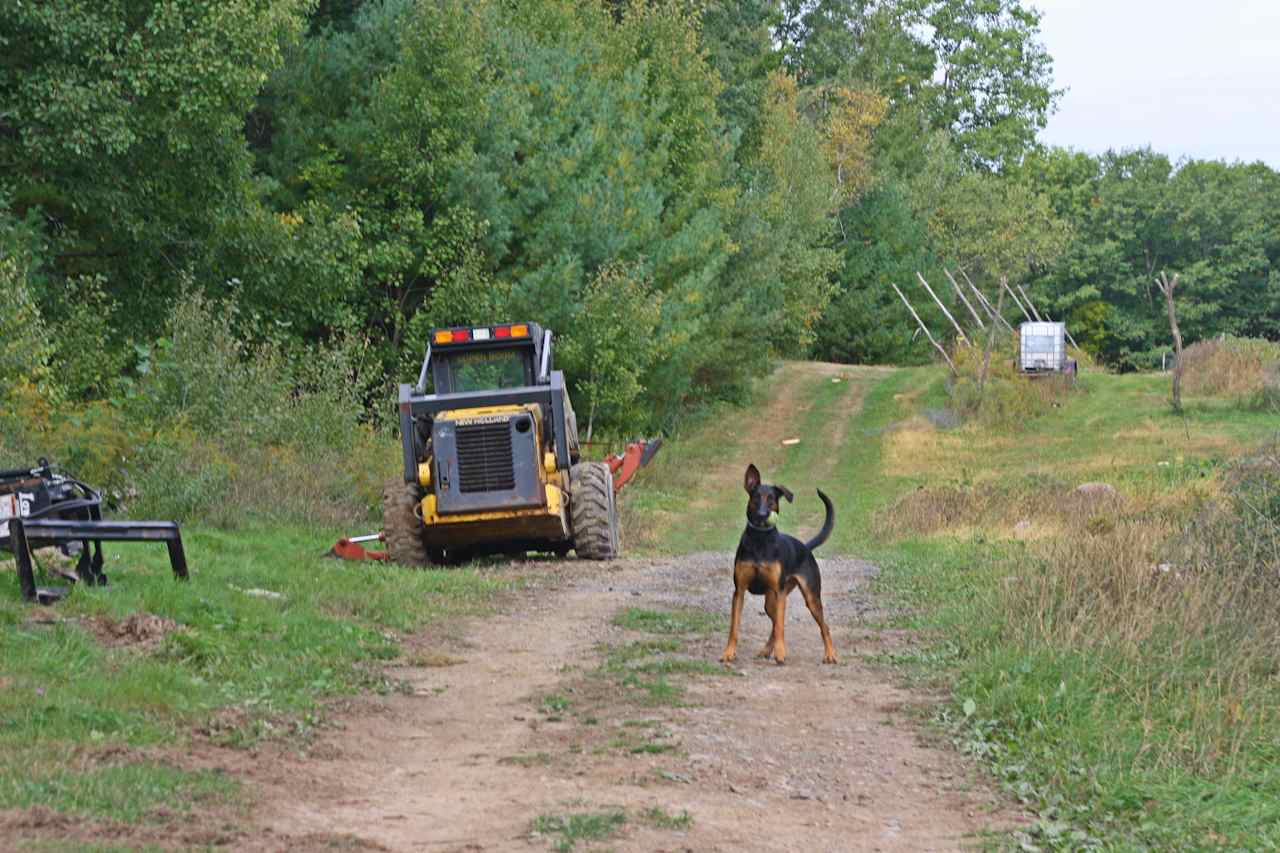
[11,515,37,602]
[549,371,570,471]
[10,517,190,603]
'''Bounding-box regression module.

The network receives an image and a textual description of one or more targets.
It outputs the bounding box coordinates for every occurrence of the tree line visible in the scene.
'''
[3,0,1276,436]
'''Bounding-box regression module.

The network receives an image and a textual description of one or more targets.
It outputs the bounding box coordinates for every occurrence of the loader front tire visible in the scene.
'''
[383,477,429,567]
[570,462,620,560]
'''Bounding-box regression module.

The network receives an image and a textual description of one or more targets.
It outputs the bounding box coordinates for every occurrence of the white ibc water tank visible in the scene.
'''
[1019,322,1066,372]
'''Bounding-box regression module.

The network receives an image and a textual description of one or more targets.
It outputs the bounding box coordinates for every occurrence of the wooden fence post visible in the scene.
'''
[944,269,985,330]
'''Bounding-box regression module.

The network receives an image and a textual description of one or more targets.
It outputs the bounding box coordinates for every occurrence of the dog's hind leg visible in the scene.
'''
[757,589,779,658]
[796,577,837,664]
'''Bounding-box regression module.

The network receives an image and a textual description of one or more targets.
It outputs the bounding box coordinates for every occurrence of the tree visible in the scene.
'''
[774,0,1059,168]
[0,0,312,338]
[1156,272,1184,411]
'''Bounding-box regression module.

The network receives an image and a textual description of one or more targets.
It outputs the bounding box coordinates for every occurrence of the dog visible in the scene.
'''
[720,463,836,665]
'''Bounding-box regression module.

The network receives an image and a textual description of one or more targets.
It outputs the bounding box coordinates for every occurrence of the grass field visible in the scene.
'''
[0,526,510,832]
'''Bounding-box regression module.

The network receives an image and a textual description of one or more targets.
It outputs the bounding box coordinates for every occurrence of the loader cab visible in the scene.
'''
[425,322,547,395]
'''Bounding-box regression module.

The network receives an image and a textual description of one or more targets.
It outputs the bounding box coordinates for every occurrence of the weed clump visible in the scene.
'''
[1182,335,1280,410]
[946,340,1073,429]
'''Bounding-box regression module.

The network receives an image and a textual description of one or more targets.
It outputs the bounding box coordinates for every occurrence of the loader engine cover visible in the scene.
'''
[432,408,545,514]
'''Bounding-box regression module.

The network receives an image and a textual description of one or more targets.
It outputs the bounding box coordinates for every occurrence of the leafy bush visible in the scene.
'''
[1,292,394,527]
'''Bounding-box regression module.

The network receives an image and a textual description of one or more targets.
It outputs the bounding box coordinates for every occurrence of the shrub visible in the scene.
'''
[993,442,1280,778]
[3,291,396,527]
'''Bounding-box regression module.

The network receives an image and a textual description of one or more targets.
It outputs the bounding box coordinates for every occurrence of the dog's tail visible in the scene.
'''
[805,489,834,551]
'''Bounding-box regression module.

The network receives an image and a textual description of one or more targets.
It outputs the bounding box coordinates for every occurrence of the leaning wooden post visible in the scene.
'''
[915,272,969,345]
[1002,277,1033,322]
[1016,283,1044,321]
[944,269,985,330]
[891,282,955,372]
[960,269,1015,333]
[1155,271,1184,412]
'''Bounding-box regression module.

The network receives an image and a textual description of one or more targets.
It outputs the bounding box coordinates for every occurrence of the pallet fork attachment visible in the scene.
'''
[9,518,189,605]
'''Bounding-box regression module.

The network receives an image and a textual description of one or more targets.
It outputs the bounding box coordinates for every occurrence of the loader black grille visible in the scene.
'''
[456,421,516,493]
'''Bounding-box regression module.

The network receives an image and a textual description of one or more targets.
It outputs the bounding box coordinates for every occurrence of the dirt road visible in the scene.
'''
[252,551,1008,851]
[241,366,1011,851]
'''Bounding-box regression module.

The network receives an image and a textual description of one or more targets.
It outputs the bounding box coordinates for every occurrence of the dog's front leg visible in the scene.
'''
[771,588,789,665]
[757,589,779,658]
[721,585,746,663]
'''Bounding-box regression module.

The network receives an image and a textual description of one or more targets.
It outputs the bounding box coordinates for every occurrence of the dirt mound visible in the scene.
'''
[88,612,182,649]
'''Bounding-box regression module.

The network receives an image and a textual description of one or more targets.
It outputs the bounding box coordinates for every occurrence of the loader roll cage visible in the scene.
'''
[397,322,578,484]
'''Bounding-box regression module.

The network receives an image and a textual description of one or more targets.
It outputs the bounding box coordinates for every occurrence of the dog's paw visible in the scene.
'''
[822,654,838,665]
[719,650,737,663]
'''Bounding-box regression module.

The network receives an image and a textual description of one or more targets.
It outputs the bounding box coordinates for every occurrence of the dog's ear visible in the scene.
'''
[774,485,794,503]
[744,464,761,493]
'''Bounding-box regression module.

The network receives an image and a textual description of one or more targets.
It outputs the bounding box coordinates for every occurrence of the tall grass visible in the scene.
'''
[947,339,1074,428]
[1182,335,1280,411]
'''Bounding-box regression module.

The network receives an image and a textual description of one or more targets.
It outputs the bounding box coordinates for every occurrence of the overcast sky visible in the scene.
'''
[1032,0,1280,167]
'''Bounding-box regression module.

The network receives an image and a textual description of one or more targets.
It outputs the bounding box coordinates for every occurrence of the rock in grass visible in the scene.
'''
[1074,482,1117,497]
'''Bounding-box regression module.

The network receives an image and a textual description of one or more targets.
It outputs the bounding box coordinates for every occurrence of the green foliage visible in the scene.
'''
[1017,148,1280,368]
[557,264,663,439]
[0,252,55,399]
[0,0,312,336]
[777,0,1059,167]
[947,339,1071,428]
[814,182,937,364]
[532,809,627,851]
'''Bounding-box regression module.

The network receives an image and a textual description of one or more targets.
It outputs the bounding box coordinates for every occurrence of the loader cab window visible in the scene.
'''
[436,348,532,393]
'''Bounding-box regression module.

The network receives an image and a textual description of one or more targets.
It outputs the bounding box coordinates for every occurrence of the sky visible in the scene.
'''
[1031,0,1280,167]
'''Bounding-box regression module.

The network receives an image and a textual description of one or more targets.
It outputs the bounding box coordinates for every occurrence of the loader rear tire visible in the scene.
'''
[383,477,429,567]
[570,462,620,560]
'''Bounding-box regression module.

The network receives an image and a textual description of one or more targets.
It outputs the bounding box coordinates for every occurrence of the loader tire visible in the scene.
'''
[570,462,620,560]
[383,477,429,567]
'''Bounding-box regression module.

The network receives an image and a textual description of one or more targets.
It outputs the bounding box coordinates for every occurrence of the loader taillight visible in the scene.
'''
[494,326,511,339]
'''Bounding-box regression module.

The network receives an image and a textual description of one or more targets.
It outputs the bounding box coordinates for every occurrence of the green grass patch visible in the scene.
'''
[0,524,511,824]
[499,752,553,767]
[611,607,720,636]
[532,809,627,851]
[640,805,692,830]
[0,752,235,825]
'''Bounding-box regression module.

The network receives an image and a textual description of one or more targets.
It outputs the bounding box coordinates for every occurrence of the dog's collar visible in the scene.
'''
[745,519,776,533]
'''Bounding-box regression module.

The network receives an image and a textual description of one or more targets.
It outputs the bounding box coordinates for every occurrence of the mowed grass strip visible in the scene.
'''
[0,525,510,824]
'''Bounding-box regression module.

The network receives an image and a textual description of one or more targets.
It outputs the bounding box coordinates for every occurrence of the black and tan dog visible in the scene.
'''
[720,464,837,665]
